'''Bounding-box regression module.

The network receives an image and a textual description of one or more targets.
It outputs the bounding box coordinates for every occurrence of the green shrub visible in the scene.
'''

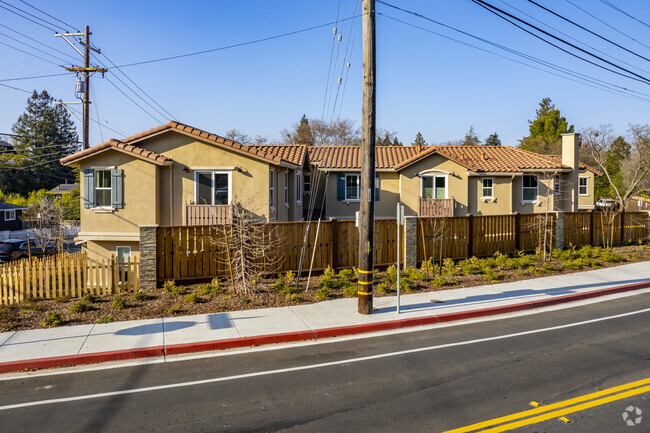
[82,292,98,303]
[319,272,340,291]
[168,305,181,315]
[272,272,300,295]
[338,268,355,281]
[432,275,447,288]
[421,258,435,275]
[599,249,622,263]
[458,257,482,275]
[198,280,222,296]
[96,316,112,324]
[343,284,358,297]
[492,252,508,267]
[240,298,250,304]
[376,283,390,294]
[315,286,331,300]
[383,264,397,285]
[133,290,148,302]
[482,270,504,282]
[404,266,427,281]
[284,270,296,285]
[42,311,62,327]
[323,265,336,280]
[170,285,187,296]
[55,296,70,303]
[441,258,459,276]
[162,279,176,291]
[70,301,91,314]
[112,296,126,309]
[400,279,414,293]
[286,293,300,302]
[185,293,204,304]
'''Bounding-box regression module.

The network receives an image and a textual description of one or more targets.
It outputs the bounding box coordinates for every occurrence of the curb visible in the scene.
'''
[1,281,648,374]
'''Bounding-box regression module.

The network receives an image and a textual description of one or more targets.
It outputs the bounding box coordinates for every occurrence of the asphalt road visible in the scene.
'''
[1,293,649,433]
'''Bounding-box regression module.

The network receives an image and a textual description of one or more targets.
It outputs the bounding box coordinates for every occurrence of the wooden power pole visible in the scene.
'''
[56,26,106,149]
[358,0,376,315]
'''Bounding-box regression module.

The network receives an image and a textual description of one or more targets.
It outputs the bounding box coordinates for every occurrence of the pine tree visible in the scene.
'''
[520,97,573,154]
[412,132,426,147]
[462,125,480,146]
[10,90,78,195]
[484,132,502,146]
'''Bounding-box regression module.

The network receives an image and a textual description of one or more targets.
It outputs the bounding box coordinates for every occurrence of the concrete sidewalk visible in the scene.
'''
[1,262,649,373]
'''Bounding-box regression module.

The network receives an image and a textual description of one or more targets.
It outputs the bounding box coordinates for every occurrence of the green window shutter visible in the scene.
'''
[83,169,94,208]
[336,174,345,201]
[111,169,124,209]
[375,175,380,201]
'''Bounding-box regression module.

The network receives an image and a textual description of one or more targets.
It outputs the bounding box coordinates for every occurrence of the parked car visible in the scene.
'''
[595,198,620,210]
[0,239,58,262]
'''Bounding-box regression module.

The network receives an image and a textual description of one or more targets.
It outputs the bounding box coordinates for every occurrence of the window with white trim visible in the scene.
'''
[296,172,302,204]
[579,177,588,195]
[269,170,275,209]
[522,175,538,202]
[345,174,360,200]
[4,210,16,221]
[195,171,231,205]
[284,172,289,206]
[95,169,112,207]
[421,174,447,199]
[481,178,493,198]
[304,174,311,194]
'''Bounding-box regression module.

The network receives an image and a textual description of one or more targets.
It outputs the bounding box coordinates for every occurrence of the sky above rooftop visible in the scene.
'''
[1,0,649,149]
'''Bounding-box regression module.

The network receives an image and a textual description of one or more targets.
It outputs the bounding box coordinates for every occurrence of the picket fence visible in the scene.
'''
[0,252,140,305]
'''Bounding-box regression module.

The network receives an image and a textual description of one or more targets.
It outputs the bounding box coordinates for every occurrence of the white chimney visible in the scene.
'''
[561,133,580,212]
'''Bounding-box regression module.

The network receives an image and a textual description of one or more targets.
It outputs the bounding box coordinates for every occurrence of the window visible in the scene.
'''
[296,172,302,204]
[95,169,112,207]
[304,175,311,194]
[421,174,447,199]
[481,178,493,198]
[116,246,131,263]
[195,171,230,205]
[269,170,275,209]
[4,210,15,221]
[579,177,588,195]
[345,174,360,200]
[284,172,289,206]
[522,175,538,202]
[554,175,561,195]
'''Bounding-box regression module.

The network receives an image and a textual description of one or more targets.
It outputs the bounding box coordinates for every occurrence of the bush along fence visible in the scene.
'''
[0,252,140,305]
[139,211,650,288]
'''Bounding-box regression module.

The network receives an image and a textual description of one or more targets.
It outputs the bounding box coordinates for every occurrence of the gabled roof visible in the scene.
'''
[307,146,421,169]
[0,202,27,211]
[249,144,309,167]
[60,139,173,166]
[48,184,79,195]
[122,120,288,166]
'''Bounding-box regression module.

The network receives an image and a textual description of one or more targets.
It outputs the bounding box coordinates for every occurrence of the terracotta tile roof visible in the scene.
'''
[60,139,173,166]
[249,145,308,166]
[307,146,421,169]
[545,155,603,175]
[122,120,285,166]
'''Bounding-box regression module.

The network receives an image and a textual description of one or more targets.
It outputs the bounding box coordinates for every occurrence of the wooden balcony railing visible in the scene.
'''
[185,203,232,225]
[418,197,454,217]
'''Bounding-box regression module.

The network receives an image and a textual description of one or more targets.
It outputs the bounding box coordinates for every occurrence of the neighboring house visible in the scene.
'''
[60,122,598,262]
[48,183,79,200]
[0,202,27,231]
[60,121,309,262]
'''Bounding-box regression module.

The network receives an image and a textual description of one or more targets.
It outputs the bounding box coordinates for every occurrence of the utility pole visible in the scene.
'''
[56,26,106,149]
[358,0,376,315]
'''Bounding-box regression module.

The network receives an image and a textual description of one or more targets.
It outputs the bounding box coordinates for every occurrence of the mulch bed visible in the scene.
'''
[1,244,649,332]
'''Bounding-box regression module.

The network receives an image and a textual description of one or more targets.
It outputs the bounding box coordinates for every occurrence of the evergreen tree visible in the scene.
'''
[484,132,502,146]
[462,125,480,146]
[520,97,574,154]
[294,114,314,145]
[412,132,426,147]
[10,91,78,195]
[594,135,630,199]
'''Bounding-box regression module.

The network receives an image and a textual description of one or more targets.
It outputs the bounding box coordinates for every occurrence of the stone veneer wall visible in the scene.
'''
[139,225,158,290]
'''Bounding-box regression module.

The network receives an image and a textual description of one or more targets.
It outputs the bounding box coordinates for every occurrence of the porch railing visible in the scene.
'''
[418,197,455,217]
[185,203,232,225]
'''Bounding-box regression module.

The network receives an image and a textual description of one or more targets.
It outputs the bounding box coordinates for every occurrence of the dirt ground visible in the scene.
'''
[1,244,649,332]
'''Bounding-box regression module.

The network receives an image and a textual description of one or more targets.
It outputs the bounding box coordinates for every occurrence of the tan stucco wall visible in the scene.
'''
[469,176,514,215]
[78,150,159,235]
[510,173,559,214]
[86,240,140,263]
[578,171,595,210]
[323,171,400,219]
[399,155,469,216]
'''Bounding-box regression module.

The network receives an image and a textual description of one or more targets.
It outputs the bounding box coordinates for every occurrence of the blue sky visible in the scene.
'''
[1,0,649,148]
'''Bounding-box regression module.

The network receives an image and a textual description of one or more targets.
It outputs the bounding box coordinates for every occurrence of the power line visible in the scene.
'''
[115,16,362,69]
[18,0,80,32]
[0,2,59,33]
[0,82,31,93]
[322,0,342,120]
[103,76,164,123]
[0,30,74,64]
[67,107,128,137]
[0,39,60,66]
[526,0,650,63]
[91,83,104,142]
[0,23,79,62]
[470,0,650,85]
[0,72,70,82]
[332,0,361,121]
[377,12,650,103]
[598,0,650,29]
[564,0,650,51]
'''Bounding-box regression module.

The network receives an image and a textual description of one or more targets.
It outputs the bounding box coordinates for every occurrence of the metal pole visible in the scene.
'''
[83,25,90,150]
[358,0,376,315]
[396,203,401,314]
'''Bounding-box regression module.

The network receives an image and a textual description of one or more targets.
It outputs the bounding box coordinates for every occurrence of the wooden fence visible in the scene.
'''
[0,252,140,305]
[155,211,650,282]
[563,211,647,247]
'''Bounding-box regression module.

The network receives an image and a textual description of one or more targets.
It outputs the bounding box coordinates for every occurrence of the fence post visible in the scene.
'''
[466,213,473,258]
[513,212,521,251]
[329,218,338,270]
[589,210,594,246]
[139,225,158,290]
[620,210,625,245]
[404,217,417,268]
[554,211,564,250]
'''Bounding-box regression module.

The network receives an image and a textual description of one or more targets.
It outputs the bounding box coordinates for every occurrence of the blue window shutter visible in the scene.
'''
[83,169,94,208]
[111,169,124,209]
[375,175,380,201]
[336,174,345,201]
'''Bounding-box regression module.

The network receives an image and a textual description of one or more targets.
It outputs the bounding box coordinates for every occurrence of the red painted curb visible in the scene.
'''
[164,330,316,356]
[0,346,165,374]
[1,280,648,374]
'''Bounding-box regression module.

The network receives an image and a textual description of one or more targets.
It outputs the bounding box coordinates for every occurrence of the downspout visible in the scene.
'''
[169,164,174,225]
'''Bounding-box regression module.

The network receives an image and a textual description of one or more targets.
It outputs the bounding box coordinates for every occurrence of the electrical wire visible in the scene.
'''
[325,1,346,120]
[322,0,342,120]
[0,156,72,169]
[18,0,80,33]
[99,76,163,123]
[90,83,104,142]
[0,40,60,66]
[332,0,361,121]
[526,0,650,63]
[0,2,59,33]
[0,82,31,93]
[0,30,74,64]
[0,72,70,82]
[67,107,128,137]
[469,0,650,85]
[598,0,650,29]
[564,0,650,51]
[0,23,79,62]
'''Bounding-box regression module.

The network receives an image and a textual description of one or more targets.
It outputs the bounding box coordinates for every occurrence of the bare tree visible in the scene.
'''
[281,117,361,146]
[224,129,269,145]
[28,195,65,254]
